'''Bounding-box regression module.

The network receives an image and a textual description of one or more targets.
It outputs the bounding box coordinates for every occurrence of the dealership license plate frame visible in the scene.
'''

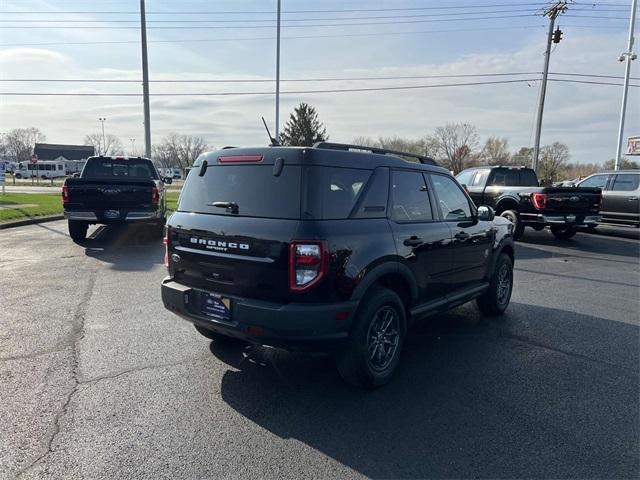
[200,292,232,322]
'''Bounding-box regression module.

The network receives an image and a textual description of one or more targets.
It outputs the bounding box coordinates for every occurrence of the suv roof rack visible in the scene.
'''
[312,141,438,166]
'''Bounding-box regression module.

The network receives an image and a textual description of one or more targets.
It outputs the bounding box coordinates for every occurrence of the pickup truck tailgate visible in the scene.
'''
[65,180,155,209]
[542,187,601,213]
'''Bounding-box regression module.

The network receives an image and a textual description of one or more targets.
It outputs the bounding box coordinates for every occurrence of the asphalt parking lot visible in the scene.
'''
[1,221,638,479]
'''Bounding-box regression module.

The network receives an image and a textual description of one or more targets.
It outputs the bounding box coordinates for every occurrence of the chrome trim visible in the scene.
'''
[175,245,275,263]
[64,211,97,221]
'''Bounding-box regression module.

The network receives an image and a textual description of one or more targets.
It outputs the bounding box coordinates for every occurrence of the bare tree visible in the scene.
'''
[480,137,510,165]
[511,147,533,167]
[152,134,208,170]
[603,157,639,170]
[84,133,123,156]
[538,142,570,185]
[426,123,479,173]
[351,135,428,157]
[3,127,46,162]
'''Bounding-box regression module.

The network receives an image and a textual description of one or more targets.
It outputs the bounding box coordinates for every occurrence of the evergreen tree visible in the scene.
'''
[279,103,328,146]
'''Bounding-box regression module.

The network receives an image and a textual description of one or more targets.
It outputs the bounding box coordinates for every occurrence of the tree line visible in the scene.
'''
[0,127,208,171]
[1,102,638,183]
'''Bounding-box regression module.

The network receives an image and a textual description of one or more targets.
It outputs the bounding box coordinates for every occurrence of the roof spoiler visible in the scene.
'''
[312,141,438,166]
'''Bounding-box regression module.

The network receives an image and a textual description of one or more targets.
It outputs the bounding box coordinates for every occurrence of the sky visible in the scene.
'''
[0,0,638,164]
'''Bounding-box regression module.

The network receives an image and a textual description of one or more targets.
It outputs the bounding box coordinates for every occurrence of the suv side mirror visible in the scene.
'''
[477,205,495,221]
[163,177,173,184]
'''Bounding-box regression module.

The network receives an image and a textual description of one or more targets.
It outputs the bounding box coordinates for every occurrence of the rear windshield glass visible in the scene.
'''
[82,159,158,179]
[178,165,302,219]
[302,166,372,219]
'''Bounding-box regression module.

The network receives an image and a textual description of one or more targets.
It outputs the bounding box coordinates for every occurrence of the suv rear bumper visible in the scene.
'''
[520,213,601,226]
[161,278,358,351]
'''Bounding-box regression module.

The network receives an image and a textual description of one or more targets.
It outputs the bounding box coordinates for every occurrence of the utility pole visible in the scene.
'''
[532,1,569,172]
[98,117,106,154]
[275,0,281,143]
[130,138,136,155]
[614,0,637,171]
[140,0,151,158]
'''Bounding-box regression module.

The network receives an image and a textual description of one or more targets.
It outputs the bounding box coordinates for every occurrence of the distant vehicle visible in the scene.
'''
[64,159,87,175]
[552,178,581,187]
[62,156,172,241]
[577,170,639,228]
[456,165,601,240]
[161,142,515,388]
[14,160,67,179]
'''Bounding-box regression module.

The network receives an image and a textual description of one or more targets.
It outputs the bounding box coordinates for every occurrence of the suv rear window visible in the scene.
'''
[302,166,371,219]
[178,165,302,219]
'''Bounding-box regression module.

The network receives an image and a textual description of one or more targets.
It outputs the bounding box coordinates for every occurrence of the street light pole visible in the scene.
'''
[130,138,136,155]
[98,117,106,155]
[140,0,152,158]
[274,0,281,143]
[614,0,637,171]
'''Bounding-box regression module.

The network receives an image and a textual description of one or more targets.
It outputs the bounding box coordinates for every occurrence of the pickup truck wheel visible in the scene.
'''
[15,173,22,179]
[68,220,88,242]
[336,286,406,388]
[550,225,577,240]
[500,210,524,240]
[477,253,513,316]
[194,325,248,346]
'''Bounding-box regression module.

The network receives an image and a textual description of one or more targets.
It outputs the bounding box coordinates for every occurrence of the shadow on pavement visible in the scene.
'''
[518,228,639,260]
[212,303,639,479]
[81,224,164,271]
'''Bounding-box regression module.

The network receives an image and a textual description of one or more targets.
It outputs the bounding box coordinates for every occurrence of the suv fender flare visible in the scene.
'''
[350,262,418,303]
[489,239,515,275]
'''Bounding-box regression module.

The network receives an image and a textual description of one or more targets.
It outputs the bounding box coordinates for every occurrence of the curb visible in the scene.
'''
[0,214,65,230]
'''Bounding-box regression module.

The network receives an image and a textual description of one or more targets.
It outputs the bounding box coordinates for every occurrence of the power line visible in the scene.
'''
[0,14,542,29]
[0,72,543,83]
[0,3,554,15]
[3,72,637,83]
[1,78,637,97]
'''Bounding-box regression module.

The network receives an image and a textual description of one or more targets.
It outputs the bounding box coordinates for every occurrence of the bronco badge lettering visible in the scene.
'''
[190,237,250,252]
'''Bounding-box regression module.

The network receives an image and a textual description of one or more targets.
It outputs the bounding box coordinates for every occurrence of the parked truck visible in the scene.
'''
[456,166,601,240]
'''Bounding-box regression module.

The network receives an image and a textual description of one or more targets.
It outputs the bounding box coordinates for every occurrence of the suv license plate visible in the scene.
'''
[566,214,576,223]
[201,292,231,322]
[104,210,120,219]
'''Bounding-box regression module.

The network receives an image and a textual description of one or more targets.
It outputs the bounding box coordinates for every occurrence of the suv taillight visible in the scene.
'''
[151,186,159,205]
[531,193,547,210]
[289,241,328,292]
[62,185,69,204]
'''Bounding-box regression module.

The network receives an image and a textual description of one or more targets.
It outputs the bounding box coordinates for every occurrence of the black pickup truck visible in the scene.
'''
[456,166,601,240]
[62,156,171,241]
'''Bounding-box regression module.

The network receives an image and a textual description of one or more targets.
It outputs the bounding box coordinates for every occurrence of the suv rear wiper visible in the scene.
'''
[209,201,239,214]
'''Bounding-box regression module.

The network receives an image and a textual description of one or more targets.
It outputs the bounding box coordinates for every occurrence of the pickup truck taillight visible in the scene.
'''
[163,229,170,268]
[531,193,547,210]
[62,185,69,204]
[289,241,328,292]
[151,186,159,205]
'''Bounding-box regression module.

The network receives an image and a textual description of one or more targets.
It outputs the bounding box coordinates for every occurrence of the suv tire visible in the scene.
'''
[476,253,513,316]
[500,210,524,240]
[336,286,406,388]
[550,225,577,240]
[194,325,248,346]
[68,220,88,242]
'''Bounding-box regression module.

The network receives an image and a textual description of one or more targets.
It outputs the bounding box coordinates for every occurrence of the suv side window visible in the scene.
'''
[430,174,473,221]
[611,174,639,191]
[580,174,608,189]
[390,170,433,223]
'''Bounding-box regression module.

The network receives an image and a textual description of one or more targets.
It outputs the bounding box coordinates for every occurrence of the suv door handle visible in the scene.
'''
[403,236,423,247]
[454,231,470,241]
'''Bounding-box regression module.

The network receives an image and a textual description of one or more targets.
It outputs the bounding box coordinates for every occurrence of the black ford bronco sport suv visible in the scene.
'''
[161,142,515,387]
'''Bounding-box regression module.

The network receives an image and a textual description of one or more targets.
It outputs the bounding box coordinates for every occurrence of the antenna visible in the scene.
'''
[262,117,278,146]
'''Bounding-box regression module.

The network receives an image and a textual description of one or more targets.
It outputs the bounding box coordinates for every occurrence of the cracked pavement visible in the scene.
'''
[0,221,638,479]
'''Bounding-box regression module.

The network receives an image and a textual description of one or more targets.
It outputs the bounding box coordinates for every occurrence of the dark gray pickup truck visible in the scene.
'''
[62,156,171,241]
[456,166,601,240]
